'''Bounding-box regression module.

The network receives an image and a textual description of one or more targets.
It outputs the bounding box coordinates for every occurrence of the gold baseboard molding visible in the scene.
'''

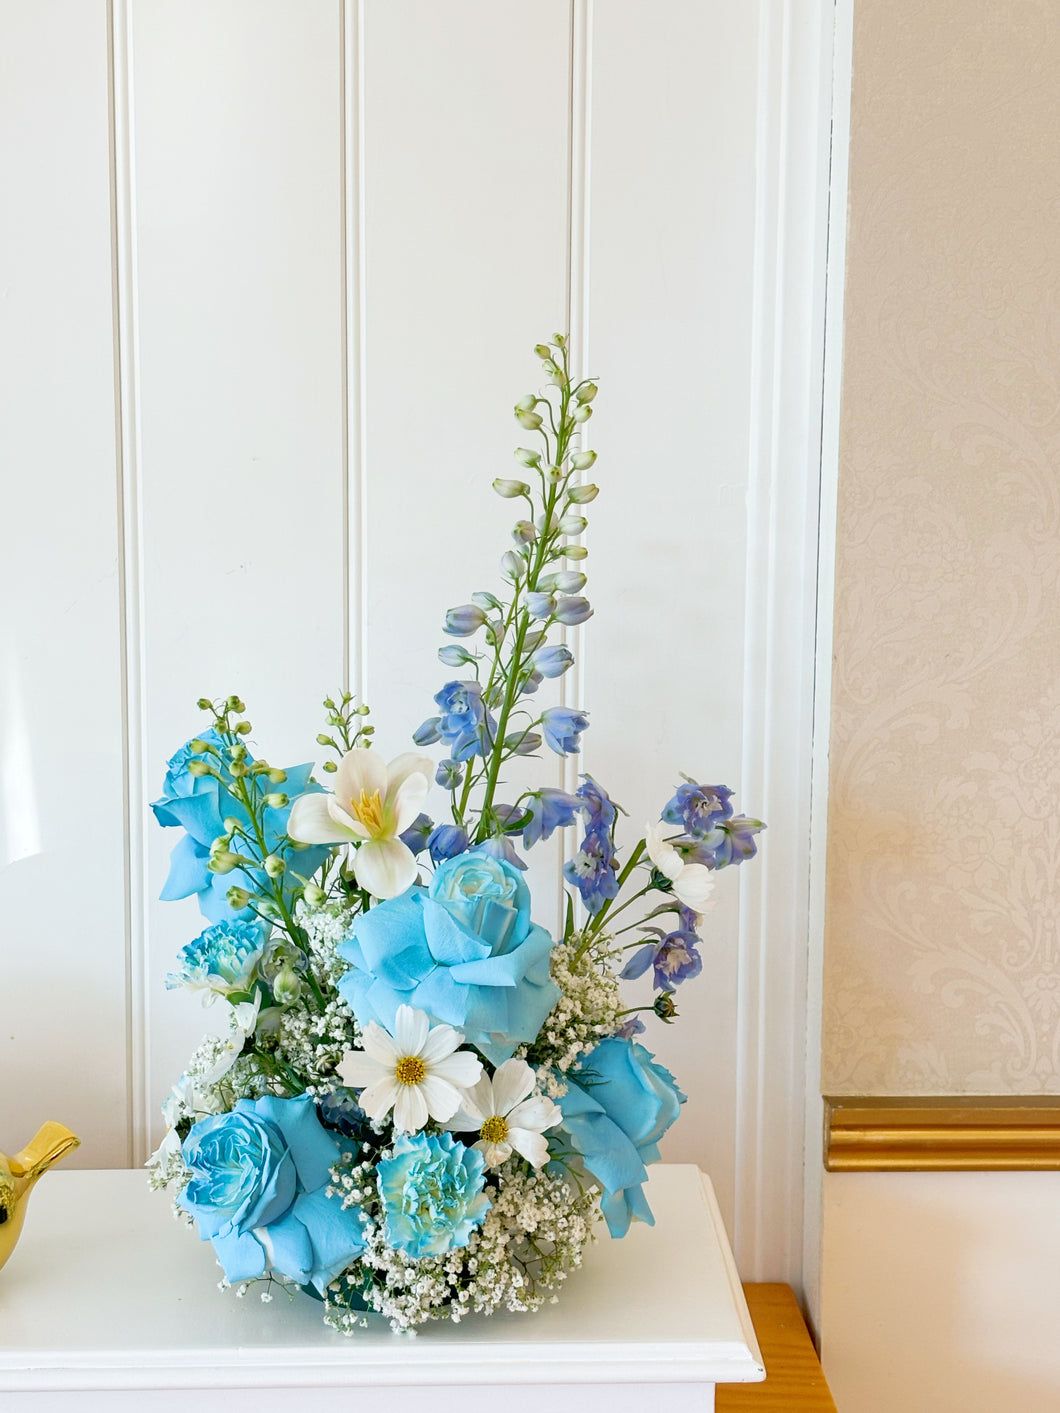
[824,1095,1060,1171]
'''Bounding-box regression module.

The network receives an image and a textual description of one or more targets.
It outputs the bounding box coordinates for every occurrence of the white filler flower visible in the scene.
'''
[287,749,432,900]
[337,1005,482,1133]
[644,820,716,916]
[446,1058,560,1169]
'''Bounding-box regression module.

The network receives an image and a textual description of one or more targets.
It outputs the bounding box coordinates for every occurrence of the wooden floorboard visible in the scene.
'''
[716,1283,837,1411]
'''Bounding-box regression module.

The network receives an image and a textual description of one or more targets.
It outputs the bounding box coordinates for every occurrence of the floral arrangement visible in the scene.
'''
[148,336,763,1332]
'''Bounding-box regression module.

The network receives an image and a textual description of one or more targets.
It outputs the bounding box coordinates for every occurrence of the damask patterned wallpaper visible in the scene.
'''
[823,0,1060,1094]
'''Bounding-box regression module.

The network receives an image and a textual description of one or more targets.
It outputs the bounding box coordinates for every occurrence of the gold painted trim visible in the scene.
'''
[824,1096,1060,1172]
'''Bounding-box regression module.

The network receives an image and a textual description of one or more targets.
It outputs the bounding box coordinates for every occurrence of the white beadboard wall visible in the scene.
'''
[0,0,837,1286]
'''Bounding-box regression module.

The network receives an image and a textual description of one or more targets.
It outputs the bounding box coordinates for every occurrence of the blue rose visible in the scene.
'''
[165,918,268,998]
[377,1132,490,1259]
[152,732,330,924]
[178,1095,366,1292]
[555,1037,685,1237]
[337,849,559,1065]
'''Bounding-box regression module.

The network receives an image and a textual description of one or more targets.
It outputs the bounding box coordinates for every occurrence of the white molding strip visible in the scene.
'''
[342,0,369,706]
[559,0,593,924]
[108,0,150,1167]
[802,0,853,1330]
[734,0,839,1283]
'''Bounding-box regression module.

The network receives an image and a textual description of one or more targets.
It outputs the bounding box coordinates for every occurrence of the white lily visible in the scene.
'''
[445,1058,560,1169]
[645,820,717,915]
[287,749,431,899]
[337,1005,482,1134]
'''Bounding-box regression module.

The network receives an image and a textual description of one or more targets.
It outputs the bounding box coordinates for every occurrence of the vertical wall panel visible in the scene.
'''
[584,0,760,1230]
[0,1,127,1165]
[360,0,572,931]
[128,0,346,1145]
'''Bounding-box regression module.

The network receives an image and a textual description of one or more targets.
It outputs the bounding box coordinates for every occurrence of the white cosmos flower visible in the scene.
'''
[645,820,717,915]
[444,1058,560,1170]
[287,749,431,899]
[337,1005,482,1134]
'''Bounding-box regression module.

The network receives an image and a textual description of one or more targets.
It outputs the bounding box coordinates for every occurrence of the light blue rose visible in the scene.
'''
[337,849,560,1065]
[377,1132,490,1259]
[178,1095,366,1293]
[165,918,267,998]
[152,731,330,925]
[555,1037,686,1237]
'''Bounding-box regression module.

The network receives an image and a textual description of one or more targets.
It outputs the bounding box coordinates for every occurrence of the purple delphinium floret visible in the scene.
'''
[522,788,582,848]
[661,782,733,838]
[540,706,589,756]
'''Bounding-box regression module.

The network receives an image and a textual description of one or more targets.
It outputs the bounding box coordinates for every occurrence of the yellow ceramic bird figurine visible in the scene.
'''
[0,1122,80,1273]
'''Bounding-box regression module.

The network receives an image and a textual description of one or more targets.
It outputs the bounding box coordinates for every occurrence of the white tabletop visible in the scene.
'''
[0,1162,763,1406]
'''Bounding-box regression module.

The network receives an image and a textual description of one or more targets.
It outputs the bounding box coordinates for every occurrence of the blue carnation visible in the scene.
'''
[178,1095,367,1292]
[555,1038,685,1238]
[337,849,558,1065]
[165,918,268,998]
[540,707,589,756]
[378,1132,490,1259]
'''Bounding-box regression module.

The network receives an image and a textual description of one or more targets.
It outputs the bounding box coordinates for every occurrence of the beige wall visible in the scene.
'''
[824,0,1060,1096]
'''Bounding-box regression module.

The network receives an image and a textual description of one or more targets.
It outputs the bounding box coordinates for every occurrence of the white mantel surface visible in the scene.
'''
[0,1163,762,1411]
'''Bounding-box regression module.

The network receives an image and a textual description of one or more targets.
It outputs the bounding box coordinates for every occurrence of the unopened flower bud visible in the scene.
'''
[303,882,327,906]
[235,720,253,735]
[189,738,209,754]
[575,381,598,404]
[570,451,597,471]
[188,759,213,778]
[552,332,567,348]
[413,717,442,746]
[567,482,599,504]
[500,550,525,583]
[356,703,370,715]
[273,964,301,1005]
[268,768,287,784]
[515,409,543,430]
[226,696,245,713]
[527,591,556,620]
[264,793,288,809]
[493,477,530,498]
[512,520,537,546]
[263,854,285,879]
[552,570,587,593]
[513,447,541,468]
[515,394,538,412]
[208,852,240,874]
[554,595,593,626]
[439,644,475,667]
[196,697,212,711]
[317,733,336,747]
[571,403,592,423]
[322,759,338,773]
[226,886,251,910]
[563,544,589,561]
[545,464,563,483]
[559,514,587,535]
[534,343,551,359]
[444,603,487,637]
[472,590,502,610]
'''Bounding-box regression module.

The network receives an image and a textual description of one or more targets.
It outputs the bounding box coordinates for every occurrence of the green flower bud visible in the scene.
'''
[576,381,598,404]
[513,447,541,468]
[223,817,241,833]
[570,451,597,471]
[545,464,564,483]
[226,886,251,910]
[264,854,285,879]
[187,759,211,778]
[500,550,525,582]
[264,793,288,809]
[552,332,567,348]
[563,544,589,561]
[493,477,530,499]
[235,720,252,735]
[361,725,375,735]
[267,768,287,784]
[273,965,302,1006]
[534,343,551,359]
[559,514,587,535]
[514,394,538,412]
[317,733,336,747]
[228,760,248,778]
[196,697,212,711]
[356,703,371,715]
[567,482,599,504]
[226,695,245,712]
[323,760,338,773]
[189,738,209,754]
[303,882,327,907]
[571,403,592,423]
[208,852,241,874]
[512,520,537,546]
[515,409,543,430]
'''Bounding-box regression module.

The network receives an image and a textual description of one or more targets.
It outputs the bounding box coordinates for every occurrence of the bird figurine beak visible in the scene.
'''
[0,1122,81,1274]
